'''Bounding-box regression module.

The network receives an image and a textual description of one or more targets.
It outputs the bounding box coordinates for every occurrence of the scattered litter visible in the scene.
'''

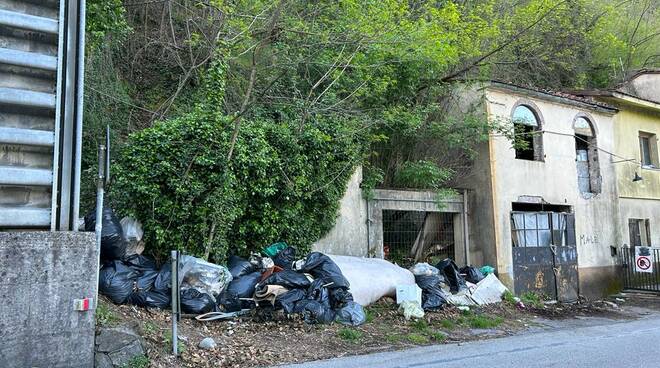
[602,301,619,309]
[457,306,470,312]
[615,298,625,303]
[398,300,424,320]
[335,301,367,326]
[543,300,558,305]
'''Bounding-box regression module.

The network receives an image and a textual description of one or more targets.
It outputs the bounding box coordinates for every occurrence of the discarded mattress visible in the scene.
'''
[328,255,415,306]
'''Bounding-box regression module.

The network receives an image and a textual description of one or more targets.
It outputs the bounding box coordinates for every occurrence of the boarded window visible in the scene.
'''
[628,218,651,247]
[574,117,601,194]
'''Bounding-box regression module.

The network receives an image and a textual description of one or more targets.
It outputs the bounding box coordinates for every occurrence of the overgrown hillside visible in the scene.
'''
[83,0,660,262]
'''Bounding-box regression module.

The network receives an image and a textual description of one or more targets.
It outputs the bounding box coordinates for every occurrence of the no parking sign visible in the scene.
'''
[635,246,653,273]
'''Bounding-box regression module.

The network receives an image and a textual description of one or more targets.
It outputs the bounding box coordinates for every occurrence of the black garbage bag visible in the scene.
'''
[228,256,257,279]
[135,269,159,292]
[460,266,485,284]
[260,270,310,289]
[300,252,350,289]
[415,274,448,310]
[153,264,172,292]
[180,288,217,314]
[273,246,296,270]
[296,299,336,324]
[275,289,307,314]
[99,261,140,304]
[226,271,262,299]
[85,208,127,261]
[335,301,366,326]
[436,258,467,293]
[329,287,353,309]
[218,290,243,312]
[123,254,157,272]
[128,290,171,309]
[306,278,331,306]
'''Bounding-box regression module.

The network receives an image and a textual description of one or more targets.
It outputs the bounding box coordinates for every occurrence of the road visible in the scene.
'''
[281,314,660,368]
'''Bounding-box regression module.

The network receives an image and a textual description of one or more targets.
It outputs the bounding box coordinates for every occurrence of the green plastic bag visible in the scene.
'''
[263,242,288,257]
[480,265,495,275]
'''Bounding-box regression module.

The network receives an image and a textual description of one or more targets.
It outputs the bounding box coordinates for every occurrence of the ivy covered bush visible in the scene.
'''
[110,60,366,262]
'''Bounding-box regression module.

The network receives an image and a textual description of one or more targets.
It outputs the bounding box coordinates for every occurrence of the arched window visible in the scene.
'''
[574,115,601,195]
[512,104,543,161]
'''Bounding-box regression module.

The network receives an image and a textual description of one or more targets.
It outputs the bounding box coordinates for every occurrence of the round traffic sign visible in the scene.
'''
[637,256,651,270]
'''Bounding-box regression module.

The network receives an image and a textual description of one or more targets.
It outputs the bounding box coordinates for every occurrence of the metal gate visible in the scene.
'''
[511,211,578,302]
[0,0,86,230]
[620,247,660,292]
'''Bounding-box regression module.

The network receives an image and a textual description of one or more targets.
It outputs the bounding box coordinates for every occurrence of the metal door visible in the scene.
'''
[511,212,578,302]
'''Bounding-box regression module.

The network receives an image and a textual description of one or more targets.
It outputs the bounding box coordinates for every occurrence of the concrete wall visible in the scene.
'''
[481,87,621,293]
[313,167,369,256]
[0,232,98,368]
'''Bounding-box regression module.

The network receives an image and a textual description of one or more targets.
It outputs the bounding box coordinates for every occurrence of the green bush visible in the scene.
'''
[110,58,366,262]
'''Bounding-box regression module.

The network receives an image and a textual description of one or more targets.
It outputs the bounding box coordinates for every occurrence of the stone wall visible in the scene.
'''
[0,232,98,368]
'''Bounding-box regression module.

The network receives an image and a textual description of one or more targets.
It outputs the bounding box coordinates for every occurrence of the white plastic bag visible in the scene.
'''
[328,255,415,306]
[398,300,424,320]
[120,217,144,256]
[409,263,439,277]
[178,255,233,298]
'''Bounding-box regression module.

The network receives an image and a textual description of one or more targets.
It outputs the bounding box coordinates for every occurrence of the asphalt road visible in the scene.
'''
[281,314,660,368]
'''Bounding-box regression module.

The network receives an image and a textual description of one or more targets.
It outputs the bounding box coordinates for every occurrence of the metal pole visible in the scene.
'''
[170,250,179,356]
[462,189,470,266]
[94,144,106,303]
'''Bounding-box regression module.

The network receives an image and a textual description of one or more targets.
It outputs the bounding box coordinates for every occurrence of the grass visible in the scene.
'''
[96,300,119,327]
[386,334,404,343]
[468,314,504,329]
[364,308,375,323]
[407,333,430,344]
[439,319,456,330]
[430,332,447,341]
[122,355,149,368]
[338,328,363,342]
[411,319,431,334]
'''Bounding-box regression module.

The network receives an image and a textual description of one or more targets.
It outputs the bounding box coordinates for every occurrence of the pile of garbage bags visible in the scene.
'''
[410,260,507,311]
[90,209,367,326]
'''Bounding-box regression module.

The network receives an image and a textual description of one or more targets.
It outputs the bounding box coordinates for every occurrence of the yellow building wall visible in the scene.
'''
[614,107,660,199]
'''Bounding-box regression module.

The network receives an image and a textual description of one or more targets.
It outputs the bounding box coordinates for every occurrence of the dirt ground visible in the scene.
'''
[96,293,643,368]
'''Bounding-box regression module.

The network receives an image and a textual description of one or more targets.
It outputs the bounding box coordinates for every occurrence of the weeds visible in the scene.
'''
[521,292,544,308]
[96,301,119,327]
[407,333,430,344]
[142,321,158,335]
[123,355,149,368]
[338,328,363,342]
[502,290,517,305]
[439,319,456,330]
[163,331,186,353]
[431,332,447,341]
[386,334,403,343]
[468,314,504,329]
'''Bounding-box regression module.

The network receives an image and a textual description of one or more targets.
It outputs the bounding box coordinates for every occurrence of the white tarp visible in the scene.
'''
[329,255,415,306]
